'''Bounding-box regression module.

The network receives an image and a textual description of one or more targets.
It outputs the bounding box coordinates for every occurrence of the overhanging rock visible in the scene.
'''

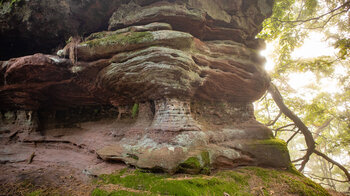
[0,0,290,173]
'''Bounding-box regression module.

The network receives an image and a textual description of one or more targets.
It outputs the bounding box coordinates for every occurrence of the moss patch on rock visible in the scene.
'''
[92,167,331,196]
[131,103,139,119]
[177,151,211,174]
[83,32,153,48]
[257,138,289,153]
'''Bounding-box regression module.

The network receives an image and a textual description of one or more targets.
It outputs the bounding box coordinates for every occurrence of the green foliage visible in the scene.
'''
[0,0,22,7]
[131,103,139,119]
[256,0,350,192]
[334,38,350,59]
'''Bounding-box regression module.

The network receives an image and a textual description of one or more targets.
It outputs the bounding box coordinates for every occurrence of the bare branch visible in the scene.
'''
[287,129,301,144]
[305,173,349,183]
[305,9,348,29]
[273,123,295,132]
[313,118,334,139]
[266,111,282,126]
[314,150,350,182]
[268,83,350,183]
[292,157,305,163]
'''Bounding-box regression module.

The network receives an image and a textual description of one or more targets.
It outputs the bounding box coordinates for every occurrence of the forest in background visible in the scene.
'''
[256,0,350,193]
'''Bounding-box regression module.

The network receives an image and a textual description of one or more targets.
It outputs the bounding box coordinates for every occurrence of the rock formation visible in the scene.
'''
[0,0,290,174]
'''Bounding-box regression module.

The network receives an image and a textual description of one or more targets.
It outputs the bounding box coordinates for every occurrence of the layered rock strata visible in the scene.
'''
[0,0,290,173]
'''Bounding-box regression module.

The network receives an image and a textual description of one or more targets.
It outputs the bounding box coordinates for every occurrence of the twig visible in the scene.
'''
[273,123,295,132]
[27,152,35,164]
[287,129,300,144]
[266,111,282,126]
[9,130,18,139]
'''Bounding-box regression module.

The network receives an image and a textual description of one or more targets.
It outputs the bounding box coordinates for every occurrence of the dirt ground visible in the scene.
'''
[0,119,129,195]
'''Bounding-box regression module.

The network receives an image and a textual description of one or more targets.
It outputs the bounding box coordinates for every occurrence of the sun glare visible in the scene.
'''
[260,31,342,102]
[288,71,316,89]
[261,32,338,73]
[291,32,337,59]
[260,41,276,72]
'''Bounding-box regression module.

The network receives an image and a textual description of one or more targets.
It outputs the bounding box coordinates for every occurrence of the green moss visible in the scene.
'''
[243,167,278,183]
[216,170,250,186]
[127,153,139,160]
[96,169,251,196]
[287,163,303,176]
[100,170,166,191]
[86,32,111,41]
[92,189,148,196]
[178,157,202,174]
[94,167,332,196]
[256,138,290,158]
[83,32,153,48]
[26,190,43,196]
[177,152,212,174]
[283,176,330,196]
[241,167,330,195]
[200,151,211,174]
[200,151,210,166]
[262,188,270,196]
[258,138,288,150]
[131,103,139,119]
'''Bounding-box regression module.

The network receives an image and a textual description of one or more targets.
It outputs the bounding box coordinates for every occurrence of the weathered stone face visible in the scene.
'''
[108,0,273,43]
[0,0,290,173]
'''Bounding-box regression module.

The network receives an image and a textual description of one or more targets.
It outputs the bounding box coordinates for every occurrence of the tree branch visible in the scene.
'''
[313,118,334,139]
[266,111,282,126]
[273,123,295,132]
[268,83,350,183]
[268,83,316,172]
[314,149,350,182]
[305,173,349,183]
[287,129,300,144]
[272,1,350,24]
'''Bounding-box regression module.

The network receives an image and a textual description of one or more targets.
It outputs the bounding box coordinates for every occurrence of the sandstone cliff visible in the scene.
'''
[0,0,291,177]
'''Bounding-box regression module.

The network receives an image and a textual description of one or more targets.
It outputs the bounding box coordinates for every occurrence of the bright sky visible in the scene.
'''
[261,32,338,72]
[291,32,338,59]
[260,32,341,102]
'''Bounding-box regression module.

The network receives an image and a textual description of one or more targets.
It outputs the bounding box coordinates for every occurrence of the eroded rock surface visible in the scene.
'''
[0,0,290,174]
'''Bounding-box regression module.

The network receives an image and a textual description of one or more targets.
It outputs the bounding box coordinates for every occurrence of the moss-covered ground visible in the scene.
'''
[0,166,331,195]
[91,166,331,196]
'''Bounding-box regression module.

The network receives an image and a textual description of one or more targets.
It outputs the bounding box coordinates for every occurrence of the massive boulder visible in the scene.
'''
[0,0,290,173]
